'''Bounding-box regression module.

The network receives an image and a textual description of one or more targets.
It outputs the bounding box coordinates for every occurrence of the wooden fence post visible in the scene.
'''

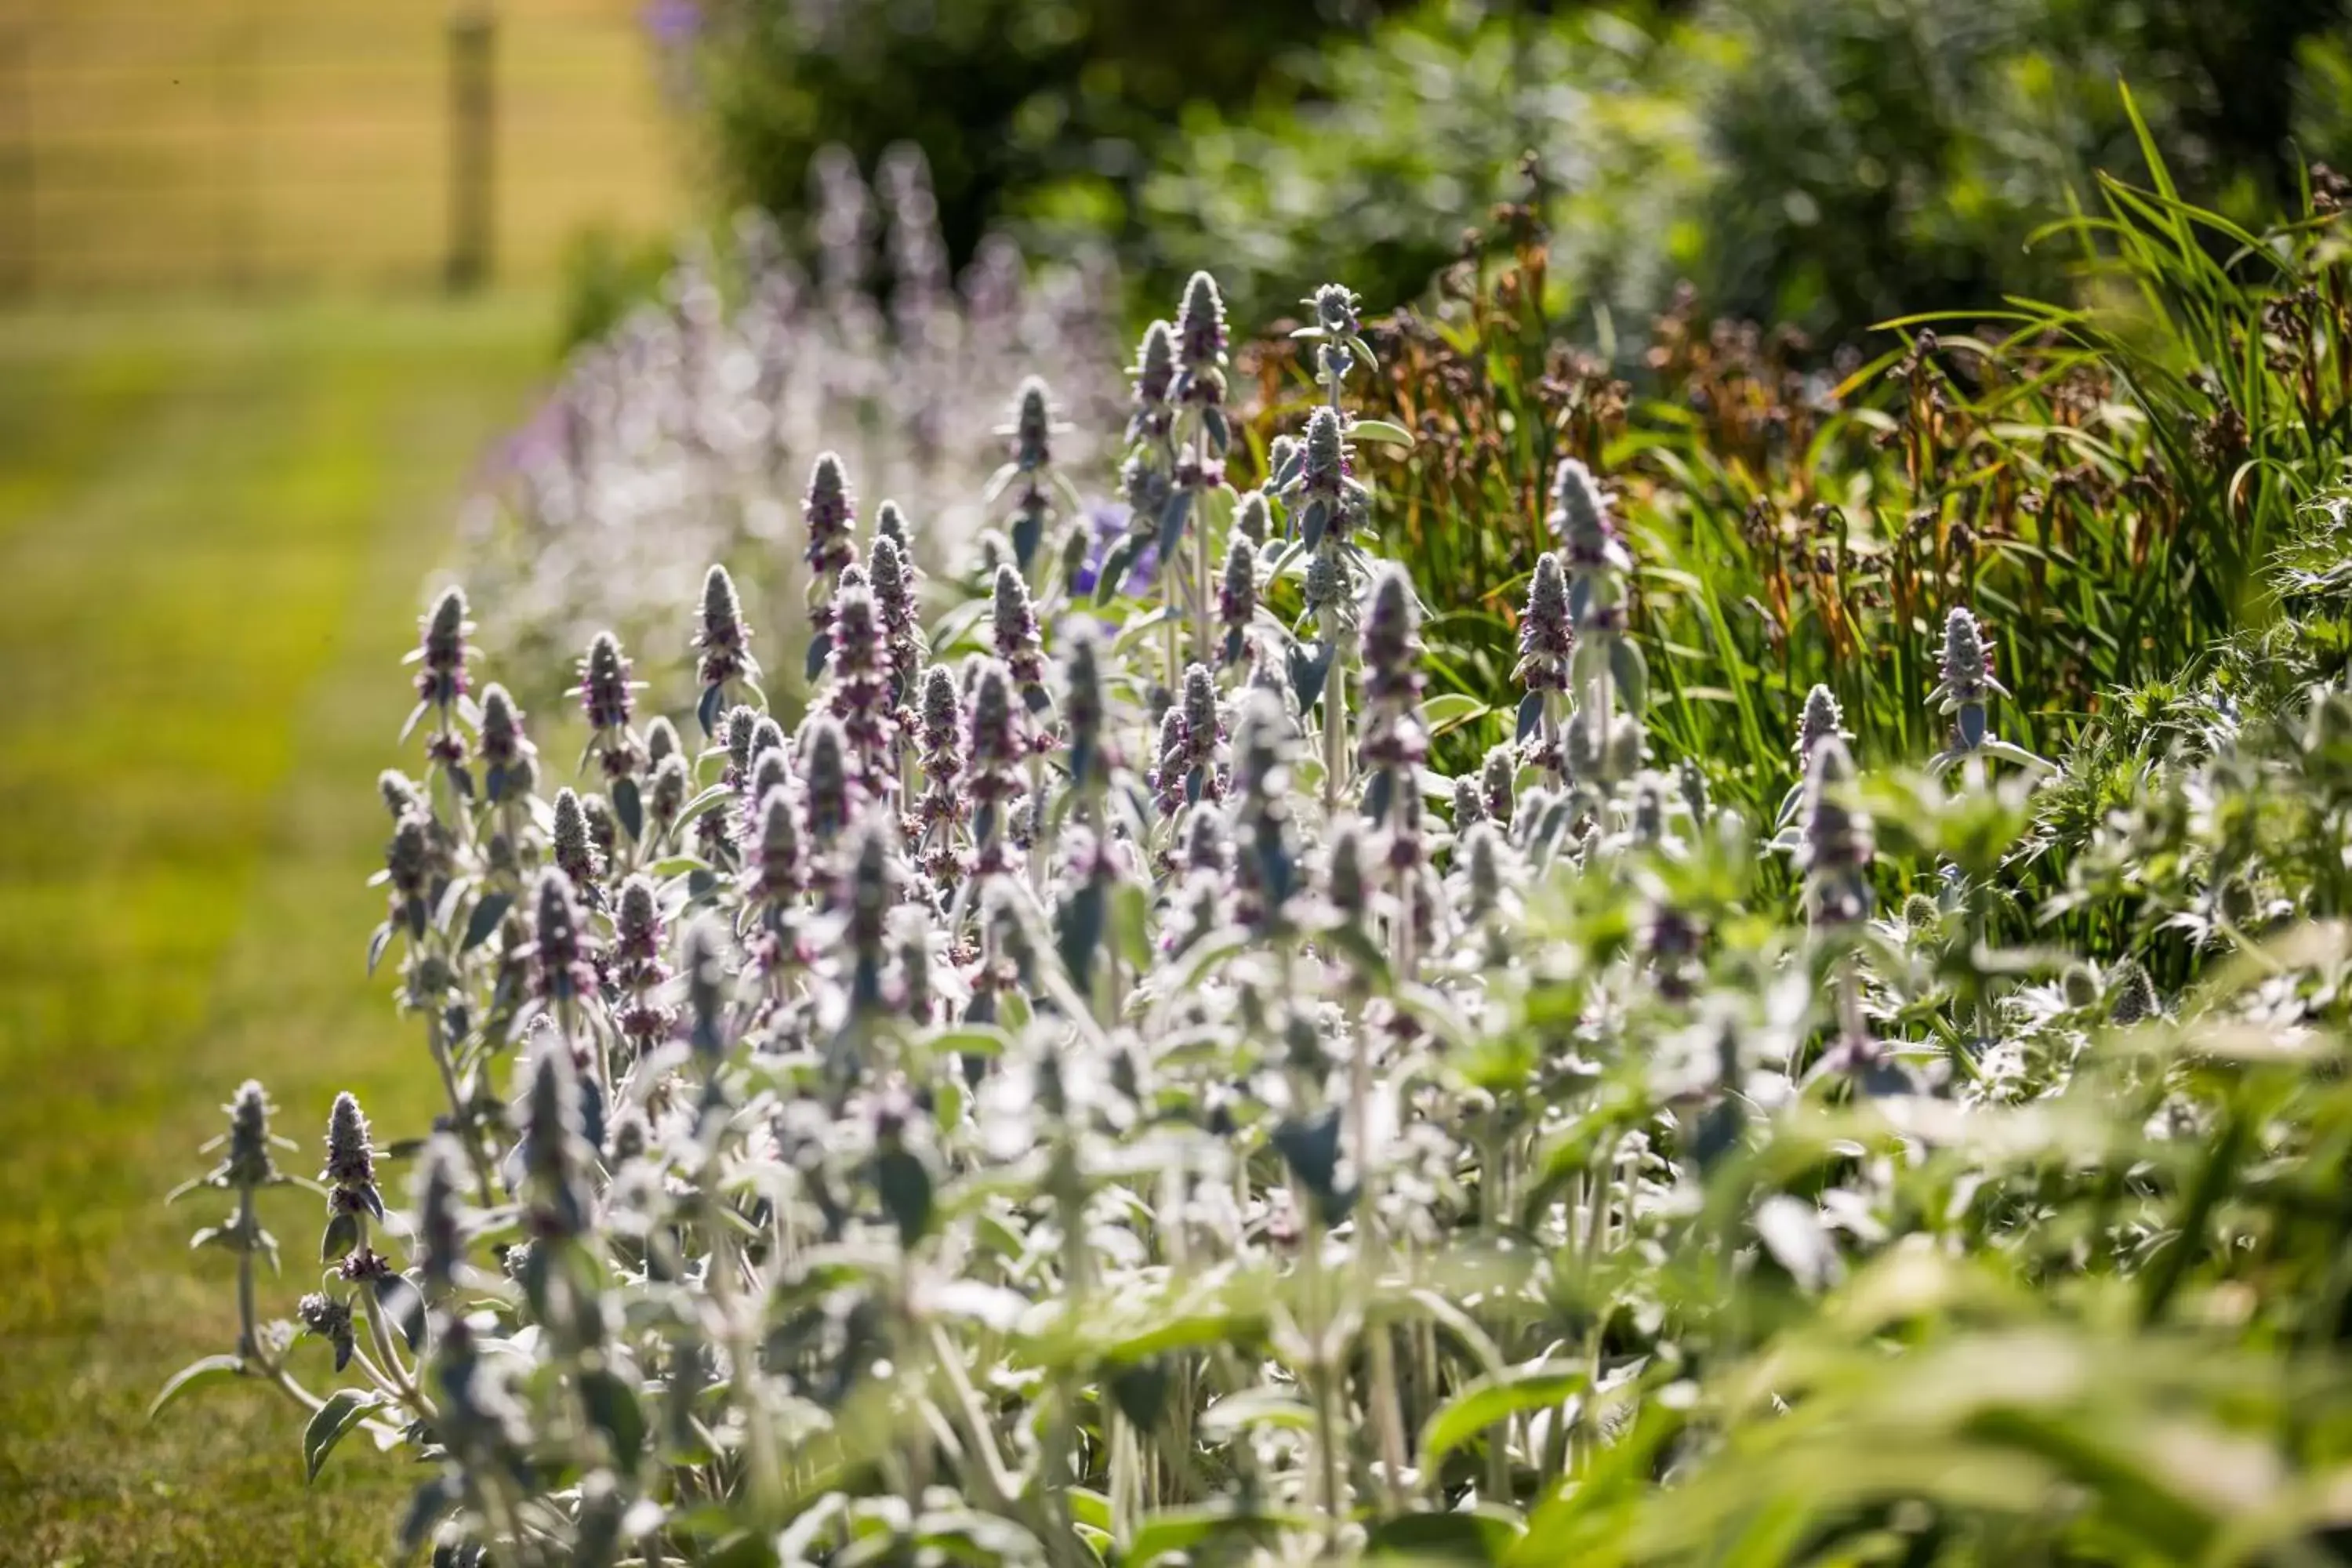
[447,3,496,292]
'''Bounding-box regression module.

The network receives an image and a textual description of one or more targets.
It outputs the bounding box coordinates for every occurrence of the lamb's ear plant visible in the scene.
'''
[156,225,2352,1566]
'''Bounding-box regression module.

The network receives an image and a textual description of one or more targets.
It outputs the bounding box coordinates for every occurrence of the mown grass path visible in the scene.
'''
[0,298,547,1565]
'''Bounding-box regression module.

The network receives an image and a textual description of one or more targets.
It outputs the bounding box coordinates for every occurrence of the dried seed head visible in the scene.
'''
[2108,960,2159,1025]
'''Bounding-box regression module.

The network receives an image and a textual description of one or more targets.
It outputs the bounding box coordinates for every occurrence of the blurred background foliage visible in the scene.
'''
[681,0,2352,339]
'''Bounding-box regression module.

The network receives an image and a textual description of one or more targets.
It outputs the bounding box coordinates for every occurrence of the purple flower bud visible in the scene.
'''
[644,713,681,768]
[1235,488,1271,546]
[747,785,804,906]
[222,1080,280,1189]
[532,868,597,1003]
[1218,535,1258,664]
[323,1091,383,1223]
[798,716,854,847]
[1062,627,1108,791]
[550,787,602,888]
[1794,682,1847,763]
[1129,319,1176,441]
[1011,376,1054,472]
[722,705,764,786]
[875,498,913,555]
[518,1036,591,1241]
[1798,737,1872,927]
[1174,271,1228,369]
[696,564,755,691]
[1548,459,1617,561]
[416,587,471,707]
[1309,282,1362,337]
[577,631,635,733]
[1480,744,1517,826]
[1515,553,1573,694]
[803,452,857,583]
[386,809,432,900]
[414,1134,466,1299]
[1938,606,1991,705]
[477,683,539,801]
[1451,775,1486,827]
[379,768,426,820]
[825,583,897,792]
[990,563,1045,691]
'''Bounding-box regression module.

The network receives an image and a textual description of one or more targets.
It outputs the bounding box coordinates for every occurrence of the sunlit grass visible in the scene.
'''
[0,296,548,1565]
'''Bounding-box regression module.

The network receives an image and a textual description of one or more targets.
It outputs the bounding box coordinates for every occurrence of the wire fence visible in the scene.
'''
[0,0,682,297]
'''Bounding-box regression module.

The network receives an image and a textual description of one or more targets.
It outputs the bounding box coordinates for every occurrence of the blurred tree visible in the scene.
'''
[689,0,1400,277]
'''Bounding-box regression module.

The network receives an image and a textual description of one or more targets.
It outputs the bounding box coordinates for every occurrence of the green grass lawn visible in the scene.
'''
[0,296,553,1566]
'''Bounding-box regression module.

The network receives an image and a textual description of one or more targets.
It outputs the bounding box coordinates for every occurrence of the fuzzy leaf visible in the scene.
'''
[147,1354,245,1421]
[1419,1361,1588,1473]
[303,1388,381,1483]
[1349,418,1417,448]
[461,892,513,953]
[580,1366,648,1472]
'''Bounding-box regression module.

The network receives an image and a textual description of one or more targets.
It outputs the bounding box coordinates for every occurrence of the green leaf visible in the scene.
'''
[1364,1508,1520,1563]
[461,891,513,953]
[1125,1504,1314,1564]
[1350,418,1417,448]
[147,1353,245,1421]
[1421,692,1490,738]
[580,1364,648,1471]
[1418,1361,1588,1472]
[302,1388,380,1483]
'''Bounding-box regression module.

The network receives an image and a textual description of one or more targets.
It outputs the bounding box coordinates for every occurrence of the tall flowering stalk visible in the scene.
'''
[1554,459,1645,798]
[1928,606,2052,779]
[694,564,760,735]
